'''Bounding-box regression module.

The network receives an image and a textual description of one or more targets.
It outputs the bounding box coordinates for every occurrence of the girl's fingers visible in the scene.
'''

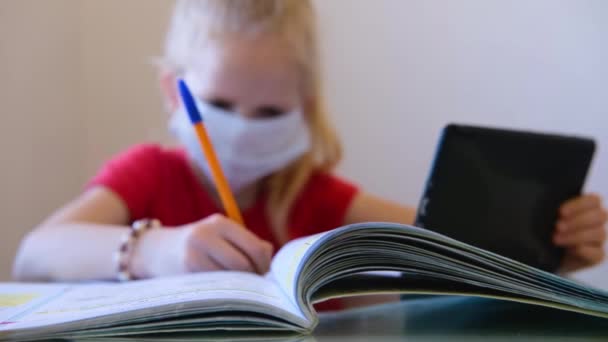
[560,194,602,219]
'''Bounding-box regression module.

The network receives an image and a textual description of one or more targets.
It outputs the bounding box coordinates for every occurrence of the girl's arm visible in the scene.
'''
[344,192,417,226]
[12,187,133,281]
[340,191,417,309]
[12,187,273,282]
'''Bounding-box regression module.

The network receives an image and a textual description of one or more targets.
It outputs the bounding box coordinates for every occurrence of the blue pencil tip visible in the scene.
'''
[177,79,203,124]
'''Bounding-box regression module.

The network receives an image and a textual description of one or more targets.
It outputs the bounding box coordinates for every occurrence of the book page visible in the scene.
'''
[0,283,68,325]
[269,231,329,306]
[0,272,305,333]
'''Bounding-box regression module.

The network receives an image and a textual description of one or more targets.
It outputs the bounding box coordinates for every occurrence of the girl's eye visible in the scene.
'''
[256,106,285,118]
[208,99,233,112]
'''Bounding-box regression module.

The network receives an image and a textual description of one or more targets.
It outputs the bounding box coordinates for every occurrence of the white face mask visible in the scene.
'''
[169,98,311,192]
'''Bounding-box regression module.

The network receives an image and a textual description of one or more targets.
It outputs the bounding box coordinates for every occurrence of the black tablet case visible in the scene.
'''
[415,124,596,272]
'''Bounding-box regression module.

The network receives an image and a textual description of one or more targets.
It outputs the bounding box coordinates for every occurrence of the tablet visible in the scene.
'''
[415,124,596,272]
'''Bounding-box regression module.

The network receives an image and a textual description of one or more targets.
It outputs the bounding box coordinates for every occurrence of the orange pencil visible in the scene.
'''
[178,79,244,225]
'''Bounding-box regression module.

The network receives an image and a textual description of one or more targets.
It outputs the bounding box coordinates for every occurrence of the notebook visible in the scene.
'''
[2,222,608,340]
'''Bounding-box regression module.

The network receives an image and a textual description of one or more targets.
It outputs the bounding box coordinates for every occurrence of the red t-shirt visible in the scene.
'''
[88,144,359,311]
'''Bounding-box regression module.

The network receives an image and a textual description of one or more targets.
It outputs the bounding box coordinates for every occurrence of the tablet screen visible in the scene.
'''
[415,124,595,271]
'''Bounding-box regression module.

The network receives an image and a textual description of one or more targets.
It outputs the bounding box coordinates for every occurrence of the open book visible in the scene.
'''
[2,222,608,340]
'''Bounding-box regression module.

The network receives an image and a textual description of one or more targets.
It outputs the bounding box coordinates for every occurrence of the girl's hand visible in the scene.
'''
[133,214,274,278]
[554,194,608,273]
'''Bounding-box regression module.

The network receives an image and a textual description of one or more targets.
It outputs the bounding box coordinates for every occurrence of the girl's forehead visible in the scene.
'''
[184,37,302,102]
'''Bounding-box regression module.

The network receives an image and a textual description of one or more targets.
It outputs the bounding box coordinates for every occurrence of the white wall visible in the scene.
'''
[1,0,607,286]
[315,0,608,286]
[317,0,608,204]
[0,0,84,280]
[80,0,174,177]
[0,0,174,280]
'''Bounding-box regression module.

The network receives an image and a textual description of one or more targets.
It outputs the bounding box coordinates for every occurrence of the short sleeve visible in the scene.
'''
[87,144,162,221]
[293,172,359,236]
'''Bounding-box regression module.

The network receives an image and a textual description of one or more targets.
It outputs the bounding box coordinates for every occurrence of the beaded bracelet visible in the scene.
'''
[114,218,161,282]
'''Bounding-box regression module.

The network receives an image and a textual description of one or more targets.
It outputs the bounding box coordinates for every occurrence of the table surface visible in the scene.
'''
[65,295,608,341]
[313,295,608,341]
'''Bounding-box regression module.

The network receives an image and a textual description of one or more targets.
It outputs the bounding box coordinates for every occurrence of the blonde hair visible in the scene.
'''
[162,0,342,243]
